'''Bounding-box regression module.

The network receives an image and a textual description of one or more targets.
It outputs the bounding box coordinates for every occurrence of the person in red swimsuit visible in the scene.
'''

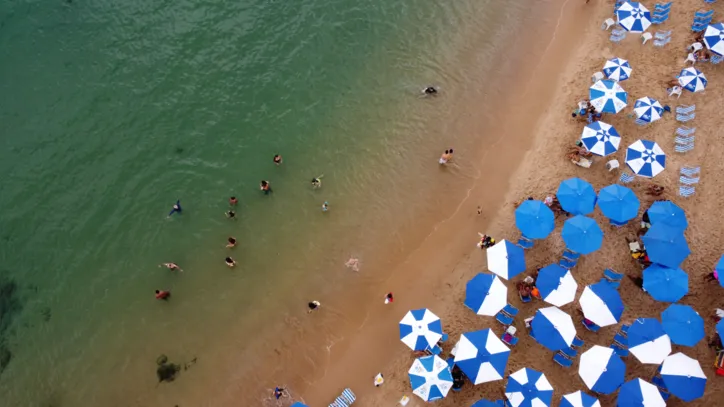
[155,290,171,300]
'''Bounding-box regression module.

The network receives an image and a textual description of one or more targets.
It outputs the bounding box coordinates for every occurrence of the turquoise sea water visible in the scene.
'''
[0,0,532,405]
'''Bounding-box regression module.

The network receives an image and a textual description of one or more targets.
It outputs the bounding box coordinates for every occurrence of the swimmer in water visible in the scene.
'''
[226,237,237,248]
[159,263,183,272]
[423,86,438,95]
[322,201,329,212]
[225,257,237,268]
[167,200,182,217]
[439,150,449,165]
[447,148,454,162]
[155,290,171,300]
[273,154,282,165]
[260,180,271,194]
[307,300,321,313]
[229,196,238,205]
[311,175,323,189]
[226,210,236,219]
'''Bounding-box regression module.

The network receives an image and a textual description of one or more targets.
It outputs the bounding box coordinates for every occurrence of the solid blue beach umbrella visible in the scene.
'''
[505,368,554,407]
[641,223,690,268]
[643,264,688,303]
[560,391,601,407]
[597,184,639,223]
[515,200,555,239]
[716,255,724,288]
[471,400,503,407]
[661,304,704,347]
[561,216,603,255]
[454,328,511,385]
[717,319,724,339]
[579,345,626,395]
[660,353,707,402]
[627,318,672,365]
[557,178,597,215]
[617,378,666,407]
[408,355,453,401]
[647,200,687,230]
[399,308,443,351]
[589,79,628,114]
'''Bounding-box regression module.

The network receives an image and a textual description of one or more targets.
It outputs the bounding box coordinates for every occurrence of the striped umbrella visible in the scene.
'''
[399,308,443,351]
[628,318,671,365]
[704,23,724,56]
[633,97,663,123]
[505,368,554,407]
[678,67,707,93]
[560,391,601,407]
[616,2,652,32]
[660,353,707,402]
[408,355,453,401]
[581,121,621,156]
[603,58,632,81]
[617,379,665,407]
[589,79,628,113]
[625,140,665,178]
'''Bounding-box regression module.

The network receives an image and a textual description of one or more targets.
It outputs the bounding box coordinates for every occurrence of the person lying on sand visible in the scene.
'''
[567,145,593,158]
[645,184,665,196]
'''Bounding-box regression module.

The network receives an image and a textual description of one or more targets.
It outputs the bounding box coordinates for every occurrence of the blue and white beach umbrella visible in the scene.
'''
[505,368,554,407]
[643,264,688,303]
[561,215,603,255]
[560,391,601,407]
[633,97,664,123]
[617,379,666,407]
[486,240,526,280]
[557,178,597,215]
[531,306,576,351]
[625,140,666,178]
[454,328,511,385]
[290,403,309,407]
[399,308,443,351]
[579,281,624,327]
[647,200,687,230]
[471,400,504,407]
[580,121,621,156]
[661,304,704,347]
[627,318,671,365]
[536,264,578,307]
[718,319,724,339]
[704,22,724,56]
[641,222,690,269]
[603,58,632,81]
[679,67,708,93]
[661,353,707,402]
[408,355,453,401]
[464,273,507,316]
[589,79,628,113]
[597,184,639,224]
[579,345,626,395]
[515,200,555,239]
[716,255,724,288]
[616,2,652,33]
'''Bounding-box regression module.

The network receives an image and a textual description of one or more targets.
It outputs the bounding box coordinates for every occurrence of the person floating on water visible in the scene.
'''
[229,196,238,205]
[225,257,237,268]
[311,175,323,189]
[322,201,329,212]
[159,263,183,272]
[155,290,171,300]
[423,86,438,95]
[273,154,283,165]
[260,180,271,194]
[226,237,237,248]
[307,301,321,313]
[167,200,182,217]
[226,210,236,219]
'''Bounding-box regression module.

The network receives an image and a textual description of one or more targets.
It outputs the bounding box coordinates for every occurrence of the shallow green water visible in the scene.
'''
[0,0,531,405]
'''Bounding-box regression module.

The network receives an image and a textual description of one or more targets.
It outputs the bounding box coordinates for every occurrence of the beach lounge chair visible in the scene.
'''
[680,176,700,185]
[610,343,629,357]
[502,304,519,317]
[604,268,624,282]
[610,33,626,44]
[559,258,577,269]
[572,336,584,348]
[606,159,620,172]
[676,126,695,136]
[519,292,532,303]
[496,312,514,326]
[652,10,670,19]
[655,30,672,40]
[653,37,670,47]
[329,388,356,407]
[517,237,534,249]
[712,54,724,64]
[614,333,628,347]
[562,249,581,261]
[676,112,695,122]
[501,332,519,347]
[681,166,700,176]
[559,346,578,359]
[592,71,604,83]
[571,157,592,168]
[704,0,716,4]
[679,186,696,197]
[685,52,697,65]
[651,16,668,25]
[675,144,694,153]
[676,104,695,114]
[399,395,410,406]
[602,18,615,30]
[600,277,620,289]
[675,136,695,145]
[641,32,652,44]
[694,10,714,19]
[634,118,649,126]
[619,324,630,336]
[689,42,704,52]
[582,319,601,332]
[692,23,708,32]
[553,353,573,368]
[619,171,635,184]
[655,2,672,11]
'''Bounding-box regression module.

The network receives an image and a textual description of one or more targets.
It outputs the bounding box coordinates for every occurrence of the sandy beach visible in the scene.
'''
[282,0,724,406]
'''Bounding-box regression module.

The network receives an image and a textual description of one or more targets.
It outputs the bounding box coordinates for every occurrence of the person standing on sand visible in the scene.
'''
[384,293,394,304]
